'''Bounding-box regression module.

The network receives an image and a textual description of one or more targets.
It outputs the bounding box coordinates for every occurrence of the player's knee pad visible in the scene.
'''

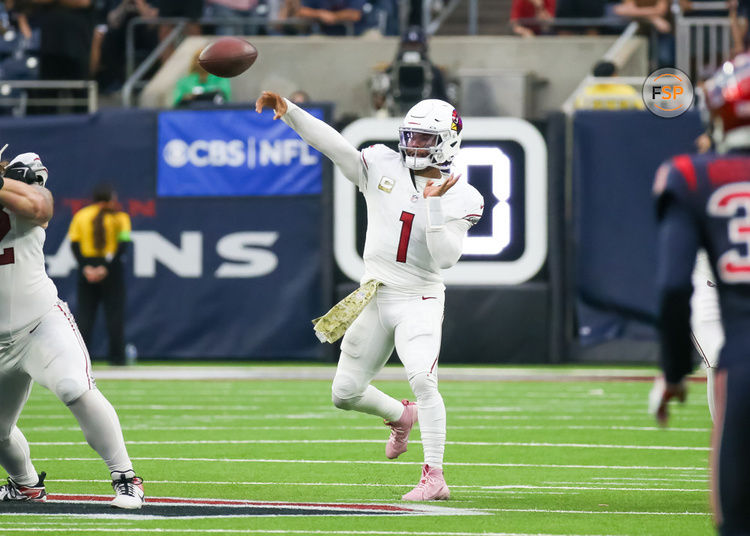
[331,372,365,410]
[54,377,89,406]
[409,371,439,402]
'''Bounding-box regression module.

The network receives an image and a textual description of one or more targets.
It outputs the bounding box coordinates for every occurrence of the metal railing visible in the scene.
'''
[561,21,641,113]
[424,0,465,35]
[511,17,633,30]
[122,15,356,108]
[0,80,98,115]
[675,0,732,80]
[122,20,185,108]
[125,15,356,80]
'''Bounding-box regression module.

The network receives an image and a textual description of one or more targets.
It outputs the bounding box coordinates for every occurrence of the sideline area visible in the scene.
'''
[89,364,703,382]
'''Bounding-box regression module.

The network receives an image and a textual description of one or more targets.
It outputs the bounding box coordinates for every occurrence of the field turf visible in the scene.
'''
[0,365,714,536]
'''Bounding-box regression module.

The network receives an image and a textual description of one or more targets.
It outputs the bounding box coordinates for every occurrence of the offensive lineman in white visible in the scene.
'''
[256,92,483,500]
[0,151,144,508]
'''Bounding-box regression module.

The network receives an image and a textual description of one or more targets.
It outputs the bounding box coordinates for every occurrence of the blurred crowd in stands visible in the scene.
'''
[0,0,410,97]
[513,0,748,66]
[0,0,747,113]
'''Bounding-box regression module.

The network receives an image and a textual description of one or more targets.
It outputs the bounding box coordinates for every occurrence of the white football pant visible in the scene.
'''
[0,300,133,485]
[691,252,724,421]
[332,286,446,468]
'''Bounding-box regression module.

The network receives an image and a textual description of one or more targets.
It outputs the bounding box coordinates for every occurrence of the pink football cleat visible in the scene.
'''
[385,400,418,459]
[402,464,450,501]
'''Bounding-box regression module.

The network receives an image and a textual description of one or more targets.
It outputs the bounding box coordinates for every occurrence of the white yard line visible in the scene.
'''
[88,364,666,382]
[0,528,615,536]
[28,439,710,451]
[591,477,708,482]
[46,478,707,493]
[18,414,695,422]
[18,424,713,433]
[32,457,708,471]
[481,508,711,516]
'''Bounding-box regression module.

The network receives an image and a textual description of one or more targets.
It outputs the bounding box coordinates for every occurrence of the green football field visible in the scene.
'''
[0,365,714,536]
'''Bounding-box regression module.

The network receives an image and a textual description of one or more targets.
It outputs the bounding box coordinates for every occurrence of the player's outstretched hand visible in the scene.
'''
[424,173,460,198]
[255,91,288,120]
[648,375,687,426]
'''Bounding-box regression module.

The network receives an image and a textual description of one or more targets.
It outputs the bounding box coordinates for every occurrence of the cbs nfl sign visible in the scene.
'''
[157,108,323,197]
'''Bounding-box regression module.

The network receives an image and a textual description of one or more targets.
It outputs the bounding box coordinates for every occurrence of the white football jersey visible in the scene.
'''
[0,206,58,341]
[355,144,483,293]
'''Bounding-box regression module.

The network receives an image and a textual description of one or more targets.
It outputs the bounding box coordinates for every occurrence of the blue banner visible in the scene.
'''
[157,108,323,197]
[0,109,329,360]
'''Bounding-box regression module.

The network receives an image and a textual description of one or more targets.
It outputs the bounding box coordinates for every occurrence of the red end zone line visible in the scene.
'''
[46,494,410,512]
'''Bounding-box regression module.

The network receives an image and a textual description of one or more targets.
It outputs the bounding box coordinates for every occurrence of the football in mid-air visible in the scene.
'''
[198,37,258,78]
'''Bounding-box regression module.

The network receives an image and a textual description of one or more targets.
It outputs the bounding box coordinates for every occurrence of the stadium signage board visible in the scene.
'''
[157,108,323,197]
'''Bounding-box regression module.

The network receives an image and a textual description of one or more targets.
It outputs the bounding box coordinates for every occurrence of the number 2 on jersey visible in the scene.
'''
[0,210,15,266]
[397,211,415,263]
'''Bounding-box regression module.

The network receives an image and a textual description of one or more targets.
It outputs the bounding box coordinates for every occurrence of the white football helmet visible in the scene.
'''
[398,99,462,173]
[7,152,48,186]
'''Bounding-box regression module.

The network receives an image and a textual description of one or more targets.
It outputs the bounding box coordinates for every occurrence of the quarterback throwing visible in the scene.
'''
[256,92,483,500]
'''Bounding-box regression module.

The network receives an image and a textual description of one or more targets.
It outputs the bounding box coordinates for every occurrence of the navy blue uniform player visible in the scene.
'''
[653,52,750,535]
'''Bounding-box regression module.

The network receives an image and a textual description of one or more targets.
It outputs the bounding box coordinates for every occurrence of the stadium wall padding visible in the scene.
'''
[571,109,704,355]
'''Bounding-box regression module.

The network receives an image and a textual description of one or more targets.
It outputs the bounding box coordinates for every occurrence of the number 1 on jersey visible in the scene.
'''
[397,211,415,263]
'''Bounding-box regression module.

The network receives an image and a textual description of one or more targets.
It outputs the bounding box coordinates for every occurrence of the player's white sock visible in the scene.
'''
[0,426,38,486]
[409,372,446,468]
[67,389,133,473]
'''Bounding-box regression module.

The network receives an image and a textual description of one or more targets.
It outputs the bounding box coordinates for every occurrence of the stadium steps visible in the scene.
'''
[433,0,513,36]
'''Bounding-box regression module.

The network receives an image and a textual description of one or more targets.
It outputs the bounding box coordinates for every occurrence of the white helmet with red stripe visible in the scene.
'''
[398,99,462,173]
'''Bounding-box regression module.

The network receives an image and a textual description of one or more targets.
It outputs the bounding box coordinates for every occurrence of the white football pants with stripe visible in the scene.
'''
[0,300,133,485]
[691,252,724,422]
[331,286,446,468]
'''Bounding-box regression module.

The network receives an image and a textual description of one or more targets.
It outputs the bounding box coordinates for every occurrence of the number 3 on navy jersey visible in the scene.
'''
[397,211,415,263]
[0,210,15,266]
[708,183,750,282]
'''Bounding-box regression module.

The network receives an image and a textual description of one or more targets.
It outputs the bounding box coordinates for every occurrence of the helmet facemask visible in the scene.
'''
[398,128,443,170]
[398,99,463,173]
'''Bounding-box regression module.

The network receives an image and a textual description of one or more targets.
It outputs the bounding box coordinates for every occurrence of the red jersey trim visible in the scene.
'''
[672,155,697,191]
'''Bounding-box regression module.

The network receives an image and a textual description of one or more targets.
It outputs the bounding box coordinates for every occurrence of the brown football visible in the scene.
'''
[198,37,258,78]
